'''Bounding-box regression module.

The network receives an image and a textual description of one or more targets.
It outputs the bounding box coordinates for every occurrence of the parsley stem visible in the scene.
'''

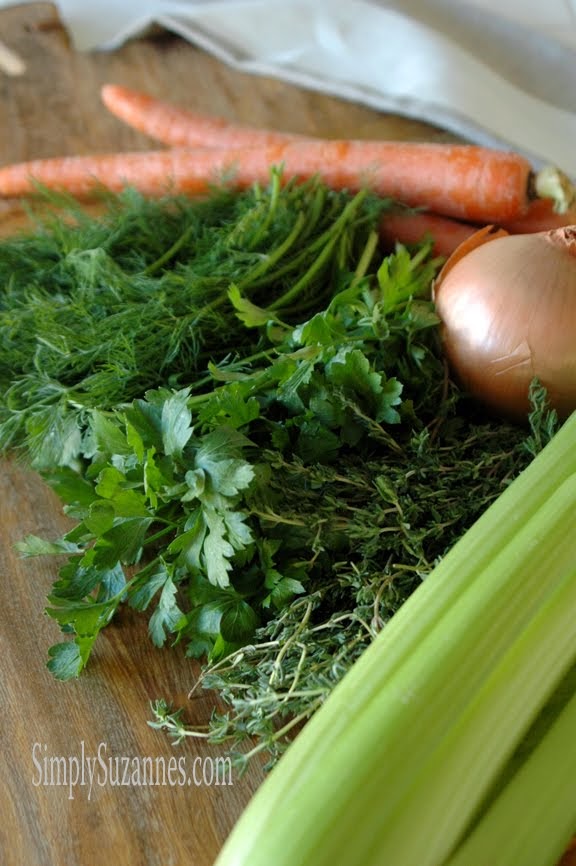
[187,347,277,394]
[142,524,179,547]
[301,182,329,240]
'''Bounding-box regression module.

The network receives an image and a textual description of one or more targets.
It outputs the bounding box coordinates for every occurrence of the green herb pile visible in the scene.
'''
[0,174,557,767]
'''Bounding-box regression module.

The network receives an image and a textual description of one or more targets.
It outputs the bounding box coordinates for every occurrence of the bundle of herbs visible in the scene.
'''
[0,173,557,767]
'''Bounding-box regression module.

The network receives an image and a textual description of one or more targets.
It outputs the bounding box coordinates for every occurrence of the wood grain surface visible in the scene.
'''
[0,5,574,866]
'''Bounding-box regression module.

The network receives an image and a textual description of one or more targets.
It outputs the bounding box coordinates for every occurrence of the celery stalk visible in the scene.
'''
[214,415,576,866]
[445,686,576,866]
[359,559,576,866]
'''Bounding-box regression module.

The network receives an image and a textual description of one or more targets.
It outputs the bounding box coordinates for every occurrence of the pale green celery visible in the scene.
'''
[445,687,576,866]
[362,559,576,866]
[214,415,576,866]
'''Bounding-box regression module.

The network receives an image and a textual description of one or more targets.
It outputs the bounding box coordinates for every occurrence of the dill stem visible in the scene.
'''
[246,189,370,298]
[267,189,370,312]
[235,210,307,290]
[267,235,338,312]
[243,168,282,248]
[352,229,380,286]
[190,210,307,327]
[144,222,196,275]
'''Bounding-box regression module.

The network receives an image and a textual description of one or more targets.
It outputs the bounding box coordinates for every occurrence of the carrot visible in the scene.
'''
[500,197,576,234]
[379,197,576,258]
[0,141,559,224]
[379,210,479,257]
[101,83,302,149]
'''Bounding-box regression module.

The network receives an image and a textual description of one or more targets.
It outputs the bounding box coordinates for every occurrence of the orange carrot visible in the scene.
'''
[380,198,576,258]
[0,141,554,224]
[101,83,302,149]
[500,197,576,234]
[379,211,478,257]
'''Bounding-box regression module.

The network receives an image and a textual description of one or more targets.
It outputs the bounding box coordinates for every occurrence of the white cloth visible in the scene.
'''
[2,0,576,175]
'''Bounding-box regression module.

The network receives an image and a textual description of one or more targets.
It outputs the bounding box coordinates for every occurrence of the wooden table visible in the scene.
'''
[0,5,574,866]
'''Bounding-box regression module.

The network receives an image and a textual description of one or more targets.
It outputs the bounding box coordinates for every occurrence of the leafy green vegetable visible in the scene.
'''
[0,174,383,468]
[0,175,557,762]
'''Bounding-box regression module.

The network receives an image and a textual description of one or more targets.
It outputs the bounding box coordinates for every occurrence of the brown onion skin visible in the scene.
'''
[433,226,576,421]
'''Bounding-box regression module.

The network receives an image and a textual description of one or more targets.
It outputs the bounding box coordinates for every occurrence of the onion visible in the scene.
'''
[433,224,576,420]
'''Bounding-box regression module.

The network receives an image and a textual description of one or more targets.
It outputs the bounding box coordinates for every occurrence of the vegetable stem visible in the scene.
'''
[236,210,307,290]
[445,677,576,866]
[533,165,576,214]
[144,222,196,275]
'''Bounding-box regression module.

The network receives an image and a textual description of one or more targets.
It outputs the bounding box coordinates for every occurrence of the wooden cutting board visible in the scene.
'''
[0,6,574,866]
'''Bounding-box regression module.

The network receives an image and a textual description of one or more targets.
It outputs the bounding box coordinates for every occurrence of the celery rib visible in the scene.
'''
[361,559,576,866]
[445,686,576,866]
